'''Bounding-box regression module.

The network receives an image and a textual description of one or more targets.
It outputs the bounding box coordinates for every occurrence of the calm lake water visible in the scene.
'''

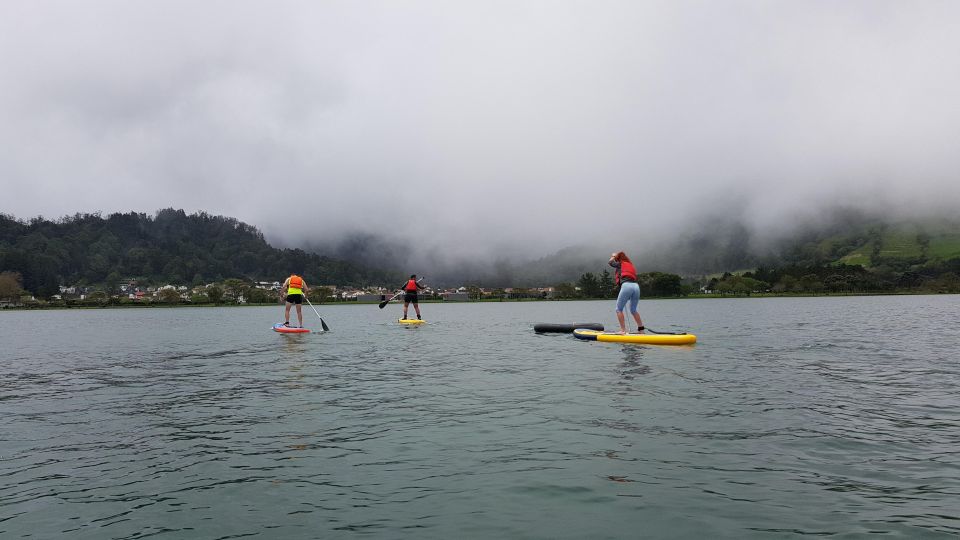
[1,296,958,539]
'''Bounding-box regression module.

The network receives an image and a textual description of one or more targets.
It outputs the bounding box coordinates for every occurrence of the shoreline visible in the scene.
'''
[2,290,957,311]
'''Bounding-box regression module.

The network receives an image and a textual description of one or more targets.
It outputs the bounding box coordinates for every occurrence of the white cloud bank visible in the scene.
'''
[2,0,959,261]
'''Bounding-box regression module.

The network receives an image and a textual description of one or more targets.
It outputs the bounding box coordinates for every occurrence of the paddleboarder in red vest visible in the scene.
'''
[401,274,424,320]
[609,252,644,334]
[281,274,309,328]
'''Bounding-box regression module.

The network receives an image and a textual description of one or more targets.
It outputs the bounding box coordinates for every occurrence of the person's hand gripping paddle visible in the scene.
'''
[379,277,424,309]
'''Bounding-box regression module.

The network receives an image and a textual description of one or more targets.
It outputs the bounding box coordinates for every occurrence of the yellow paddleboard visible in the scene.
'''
[573,328,696,345]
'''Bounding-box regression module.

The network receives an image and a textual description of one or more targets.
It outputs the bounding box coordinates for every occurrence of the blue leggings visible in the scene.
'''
[616,282,640,313]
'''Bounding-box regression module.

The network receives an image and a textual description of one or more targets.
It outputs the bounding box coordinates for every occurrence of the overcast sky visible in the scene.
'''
[2,1,959,261]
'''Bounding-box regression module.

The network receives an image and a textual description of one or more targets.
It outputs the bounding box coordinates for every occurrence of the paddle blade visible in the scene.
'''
[645,327,686,335]
[378,300,389,309]
[320,318,330,332]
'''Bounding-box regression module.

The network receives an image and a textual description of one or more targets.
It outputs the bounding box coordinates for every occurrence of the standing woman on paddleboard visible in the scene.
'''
[281,274,309,328]
[402,274,425,320]
[609,252,644,334]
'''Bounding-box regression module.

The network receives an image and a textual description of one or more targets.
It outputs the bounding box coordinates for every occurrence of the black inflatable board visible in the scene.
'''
[534,322,604,333]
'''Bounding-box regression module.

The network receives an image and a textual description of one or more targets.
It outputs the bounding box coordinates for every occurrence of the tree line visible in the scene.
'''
[556,258,960,300]
[708,260,960,295]
[5,209,958,303]
[0,209,396,299]
[551,270,687,299]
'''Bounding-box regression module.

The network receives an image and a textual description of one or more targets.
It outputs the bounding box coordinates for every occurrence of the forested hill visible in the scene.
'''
[642,213,960,275]
[0,209,396,297]
[495,211,960,287]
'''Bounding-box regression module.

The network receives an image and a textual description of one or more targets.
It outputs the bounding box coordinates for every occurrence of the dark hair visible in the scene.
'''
[410,274,417,279]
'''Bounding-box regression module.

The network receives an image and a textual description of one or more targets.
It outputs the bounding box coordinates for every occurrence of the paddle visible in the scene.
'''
[378,290,403,309]
[378,277,424,309]
[641,326,688,335]
[303,295,330,331]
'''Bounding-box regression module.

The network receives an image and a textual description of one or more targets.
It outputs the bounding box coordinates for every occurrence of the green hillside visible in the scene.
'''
[928,234,960,260]
[0,210,396,298]
[827,221,960,269]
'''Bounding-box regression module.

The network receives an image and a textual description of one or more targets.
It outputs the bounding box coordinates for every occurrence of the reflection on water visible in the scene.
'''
[1,296,958,539]
[617,347,651,380]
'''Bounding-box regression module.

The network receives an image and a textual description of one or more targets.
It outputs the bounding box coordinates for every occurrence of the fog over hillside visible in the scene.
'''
[312,206,960,286]
[2,1,960,274]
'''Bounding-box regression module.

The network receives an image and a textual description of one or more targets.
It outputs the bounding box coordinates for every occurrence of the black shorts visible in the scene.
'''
[286,294,303,304]
[404,293,418,303]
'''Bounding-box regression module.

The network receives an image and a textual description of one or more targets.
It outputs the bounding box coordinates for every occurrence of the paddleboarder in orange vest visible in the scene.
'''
[281,274,309,328]
[401,274,425,320]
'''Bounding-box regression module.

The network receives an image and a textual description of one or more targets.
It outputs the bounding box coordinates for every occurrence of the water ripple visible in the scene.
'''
[1,298,959,538]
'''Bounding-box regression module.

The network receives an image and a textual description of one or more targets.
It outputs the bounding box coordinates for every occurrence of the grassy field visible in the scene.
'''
[879,227,924,258]
[928,233,960,260]
[838,249,871,266]
[834,223,960,267]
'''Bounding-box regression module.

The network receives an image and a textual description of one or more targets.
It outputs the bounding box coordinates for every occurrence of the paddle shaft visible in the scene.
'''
[303,295,330,331]
[379,277,425,309]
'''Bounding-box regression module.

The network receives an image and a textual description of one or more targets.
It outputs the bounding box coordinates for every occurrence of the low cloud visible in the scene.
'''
[2,1,959,270]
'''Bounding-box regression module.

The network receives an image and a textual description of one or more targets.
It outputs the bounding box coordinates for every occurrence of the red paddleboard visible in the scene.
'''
[273,323,310,334]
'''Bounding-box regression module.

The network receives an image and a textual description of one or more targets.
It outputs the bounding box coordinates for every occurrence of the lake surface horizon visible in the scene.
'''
[2,295,958,539]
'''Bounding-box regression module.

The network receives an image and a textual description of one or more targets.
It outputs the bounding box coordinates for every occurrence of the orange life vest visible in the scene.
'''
[405,279,418,292]
[289,275,304,289]
[616,261,637,285]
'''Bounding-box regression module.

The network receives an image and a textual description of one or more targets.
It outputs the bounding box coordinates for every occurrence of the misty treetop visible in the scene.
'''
[0,209,394,298]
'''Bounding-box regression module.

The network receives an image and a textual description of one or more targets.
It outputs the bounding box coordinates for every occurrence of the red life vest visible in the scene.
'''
[616,261,637,285]
[405,279,418,292]
[289,275,303,289]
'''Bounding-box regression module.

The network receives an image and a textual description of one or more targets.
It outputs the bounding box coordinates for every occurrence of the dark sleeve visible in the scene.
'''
[609,260,620,269]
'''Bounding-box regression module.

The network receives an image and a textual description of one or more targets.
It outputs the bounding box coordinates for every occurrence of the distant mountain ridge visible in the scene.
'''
[4,207,959,298]
[525,209,960,281]
[313,207,960,286]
